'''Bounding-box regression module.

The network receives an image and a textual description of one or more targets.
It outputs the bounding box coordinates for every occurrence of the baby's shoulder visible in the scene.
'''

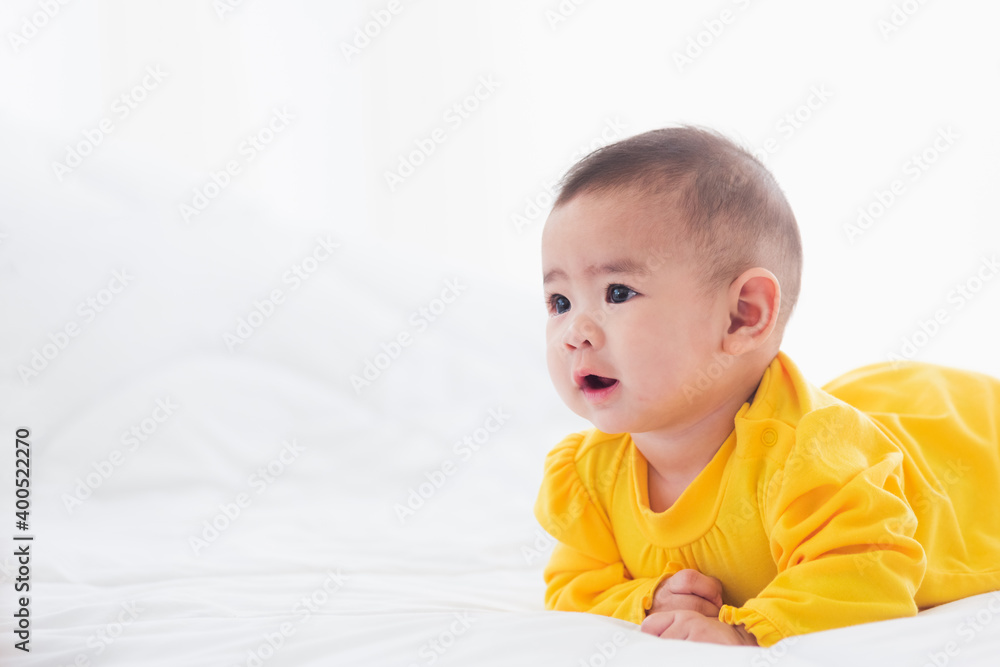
[543,429,631,490]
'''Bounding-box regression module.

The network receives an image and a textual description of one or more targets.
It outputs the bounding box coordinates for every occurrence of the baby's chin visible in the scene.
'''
[565,391,695,436]
[567,404,636,436]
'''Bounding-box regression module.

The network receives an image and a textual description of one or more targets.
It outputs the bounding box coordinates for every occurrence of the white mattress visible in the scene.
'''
[3,203,1000,667]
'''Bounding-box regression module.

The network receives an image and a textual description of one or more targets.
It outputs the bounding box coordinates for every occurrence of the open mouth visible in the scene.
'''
[582,374,618,390]
[573,368,620,402]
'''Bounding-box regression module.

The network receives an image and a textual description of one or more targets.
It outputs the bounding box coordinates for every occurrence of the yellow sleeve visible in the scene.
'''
[718,407,927,647]
[534,434,675,624]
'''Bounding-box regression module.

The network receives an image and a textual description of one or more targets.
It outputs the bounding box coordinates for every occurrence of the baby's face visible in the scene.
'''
[542,191,730,435]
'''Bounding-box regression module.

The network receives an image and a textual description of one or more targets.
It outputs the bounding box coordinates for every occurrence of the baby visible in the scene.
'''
[533,126,1000,647]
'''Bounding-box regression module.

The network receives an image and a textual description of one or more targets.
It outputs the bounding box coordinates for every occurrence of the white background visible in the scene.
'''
[2,0,998,384]
[1,2,999,664]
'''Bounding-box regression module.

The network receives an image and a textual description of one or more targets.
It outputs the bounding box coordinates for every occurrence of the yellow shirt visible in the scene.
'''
[534,352,1000,647]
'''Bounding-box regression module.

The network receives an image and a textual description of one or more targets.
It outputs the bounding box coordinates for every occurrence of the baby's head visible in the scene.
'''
[541,126,802,436]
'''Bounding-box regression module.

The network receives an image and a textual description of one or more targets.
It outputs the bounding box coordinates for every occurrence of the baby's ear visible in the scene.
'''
[722,268,781,356]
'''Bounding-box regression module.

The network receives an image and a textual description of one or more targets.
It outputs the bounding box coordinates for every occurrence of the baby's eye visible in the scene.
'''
[548,294,571,315]
[607,284,638,304]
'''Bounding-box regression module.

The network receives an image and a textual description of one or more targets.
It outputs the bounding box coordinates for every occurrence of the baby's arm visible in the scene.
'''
[536,434,692,623]
[719,409,927,646]
[542,539,675,623]
[545,545,726,622]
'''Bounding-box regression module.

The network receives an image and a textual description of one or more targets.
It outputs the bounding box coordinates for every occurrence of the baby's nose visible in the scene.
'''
[562,311,603,350]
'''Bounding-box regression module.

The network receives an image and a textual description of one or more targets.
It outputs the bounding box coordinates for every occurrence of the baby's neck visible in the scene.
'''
[633,381,758,499]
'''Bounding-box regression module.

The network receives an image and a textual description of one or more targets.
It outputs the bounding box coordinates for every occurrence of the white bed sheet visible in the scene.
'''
[3,173,1000,667]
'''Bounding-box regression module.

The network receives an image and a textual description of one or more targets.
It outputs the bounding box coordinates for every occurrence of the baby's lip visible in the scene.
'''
[574,369,619,390]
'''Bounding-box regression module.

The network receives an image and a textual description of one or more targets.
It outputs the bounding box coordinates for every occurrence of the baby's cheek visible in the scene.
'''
[624,352,672,391]
[545,345,568,385]
[627,360,686,406]
[546,349,585,413]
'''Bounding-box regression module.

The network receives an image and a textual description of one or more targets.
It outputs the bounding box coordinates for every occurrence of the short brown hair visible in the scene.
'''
[554,126,803,330]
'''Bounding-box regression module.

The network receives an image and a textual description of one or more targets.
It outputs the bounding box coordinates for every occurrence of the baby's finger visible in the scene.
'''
[676,594,722,617]
[666,569,724,608]
[649,593,720,617]
[640,611,678,636]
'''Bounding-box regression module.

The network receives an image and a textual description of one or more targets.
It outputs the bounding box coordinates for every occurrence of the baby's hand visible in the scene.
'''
[647,569,724,617]
[641,610,758,646]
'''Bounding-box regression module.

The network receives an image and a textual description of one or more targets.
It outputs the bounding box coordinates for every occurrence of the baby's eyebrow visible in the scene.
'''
[542,258,649,285]
[592,258,650,277]
[542,268,568,285]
